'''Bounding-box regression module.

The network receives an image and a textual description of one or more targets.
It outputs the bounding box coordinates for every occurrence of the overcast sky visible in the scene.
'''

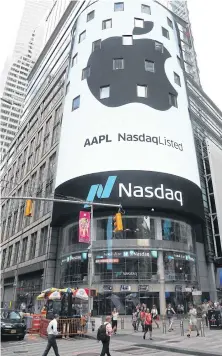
[0,0,221,110]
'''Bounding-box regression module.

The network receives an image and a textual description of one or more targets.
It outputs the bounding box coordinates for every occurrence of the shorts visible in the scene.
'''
[152,315,158,320]
[145,324,152,332]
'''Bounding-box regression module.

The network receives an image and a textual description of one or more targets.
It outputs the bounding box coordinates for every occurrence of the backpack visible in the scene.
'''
[97,324,108,342]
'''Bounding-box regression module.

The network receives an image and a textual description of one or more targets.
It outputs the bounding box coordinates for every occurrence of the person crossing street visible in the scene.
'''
[42,314,60,356]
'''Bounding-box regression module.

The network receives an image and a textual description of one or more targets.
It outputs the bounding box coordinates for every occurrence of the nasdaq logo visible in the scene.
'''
[84,176,117,207]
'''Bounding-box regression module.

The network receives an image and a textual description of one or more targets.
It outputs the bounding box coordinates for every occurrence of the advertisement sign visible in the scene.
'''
[52,0,203,225]
[79,211,90,243]
[95,250,150,259]
[103,285,113,292]
[95,259,119,264]
[138,285,150,292]
[120,285,131,292]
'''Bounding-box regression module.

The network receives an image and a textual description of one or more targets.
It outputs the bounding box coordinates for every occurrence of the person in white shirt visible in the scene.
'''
[100,316,116,356]
[187,304,200,338]
[151,305,159,328]
[42,314,60,356]
[111,308,119,334]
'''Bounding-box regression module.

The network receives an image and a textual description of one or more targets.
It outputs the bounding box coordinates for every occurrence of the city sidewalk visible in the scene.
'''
[88,318,222,356]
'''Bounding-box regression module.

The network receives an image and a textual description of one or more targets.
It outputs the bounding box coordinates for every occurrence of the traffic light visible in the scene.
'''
[25,200,33,217]
[113,212,123,232]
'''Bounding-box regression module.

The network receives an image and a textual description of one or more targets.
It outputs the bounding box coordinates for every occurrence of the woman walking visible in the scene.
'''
[187,304,200,337]
[151,305,159,328]
[112,308,119,334]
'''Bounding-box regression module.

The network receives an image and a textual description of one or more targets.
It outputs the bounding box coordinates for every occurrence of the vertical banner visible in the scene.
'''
[79,211,90,243]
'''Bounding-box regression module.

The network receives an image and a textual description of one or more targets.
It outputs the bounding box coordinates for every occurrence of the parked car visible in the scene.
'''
[1,309,26,340]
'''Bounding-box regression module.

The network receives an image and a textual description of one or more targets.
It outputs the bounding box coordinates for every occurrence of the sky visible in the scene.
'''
[0,0,221,110]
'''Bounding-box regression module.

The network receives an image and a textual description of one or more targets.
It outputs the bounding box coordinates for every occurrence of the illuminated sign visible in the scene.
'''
[95,258,119,264]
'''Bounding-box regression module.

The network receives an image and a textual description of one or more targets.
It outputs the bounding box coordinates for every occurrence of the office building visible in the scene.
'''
[1,0,222,313]
[0,0,53,159]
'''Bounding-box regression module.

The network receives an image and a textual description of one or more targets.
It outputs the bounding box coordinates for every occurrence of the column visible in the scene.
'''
[208,263,217,302]
[156,218,166,316]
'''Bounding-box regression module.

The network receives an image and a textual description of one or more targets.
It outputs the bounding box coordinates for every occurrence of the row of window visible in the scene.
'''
[86,2,173,28]
[79,19,172,44]
[1,226,49,270]
[72,87,178,110]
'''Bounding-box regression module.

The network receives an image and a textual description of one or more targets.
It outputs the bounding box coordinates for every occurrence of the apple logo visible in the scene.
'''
[86,21,178,111]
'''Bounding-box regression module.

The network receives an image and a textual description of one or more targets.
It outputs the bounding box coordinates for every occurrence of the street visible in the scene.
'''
[1,335,194,356]
[1,320,222,356]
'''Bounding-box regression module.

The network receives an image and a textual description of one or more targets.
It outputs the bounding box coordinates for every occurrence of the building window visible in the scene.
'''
[114,2,124,11]
[174,72,181,86]
[122,35,133,45]
[167,17,173,28]
[1,249,6,269]
[72,53,78,66]
[177,56,182,68]
[113,58,124,70]
[39,226,48,256]
[20,237,28,262]
[72,96,80,110]
[7,245,13,268]
[162,27,170,39]
[137,85,148,98]
[79,30,86,43]
[102,19,112,30]
[169,93,178,108]
[87,10,95,22]
[13,242,20,265]
[141,4,151,14]
[82,66,90,80]
[92,39,101,51]
[100,85,110,99]
[134,18,144,28]
[66,81,70,95]
[155,41,164,53]
[11,210,18,235]
[29,232,37,260]
[145,60,155,72]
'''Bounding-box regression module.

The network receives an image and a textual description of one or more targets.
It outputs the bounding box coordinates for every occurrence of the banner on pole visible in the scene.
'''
[79,211,90,243]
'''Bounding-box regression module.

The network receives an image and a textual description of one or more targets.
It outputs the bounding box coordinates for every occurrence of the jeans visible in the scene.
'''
[42,335,60,356]
[100,337,111,356]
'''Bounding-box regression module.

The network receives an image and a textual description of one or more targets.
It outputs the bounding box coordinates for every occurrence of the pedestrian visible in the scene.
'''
[111,308,118,334]
[97,315,115,356]
[139,308,146,332]
[187,304,200,337]
[202,300,209,327]
[165,304,176,331]
[143,308,153,340]
[132,310,137,331]
[42,314,60,356]
[151,305,159,328]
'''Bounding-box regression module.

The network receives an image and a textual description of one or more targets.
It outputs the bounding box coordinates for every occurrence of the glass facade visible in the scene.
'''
[58,215,197,314]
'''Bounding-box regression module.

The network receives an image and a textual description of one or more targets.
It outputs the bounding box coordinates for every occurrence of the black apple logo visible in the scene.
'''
[86,21,178,111]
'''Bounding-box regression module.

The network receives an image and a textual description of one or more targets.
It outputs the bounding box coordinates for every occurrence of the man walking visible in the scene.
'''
[42,314,60,356]
[98,316,115,356]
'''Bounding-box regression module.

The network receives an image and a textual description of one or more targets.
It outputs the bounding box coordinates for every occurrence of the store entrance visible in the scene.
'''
[93,292,159,316]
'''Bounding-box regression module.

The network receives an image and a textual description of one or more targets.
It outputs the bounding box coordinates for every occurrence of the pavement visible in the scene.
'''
[87,318,222,356]
[1,319,221,356]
